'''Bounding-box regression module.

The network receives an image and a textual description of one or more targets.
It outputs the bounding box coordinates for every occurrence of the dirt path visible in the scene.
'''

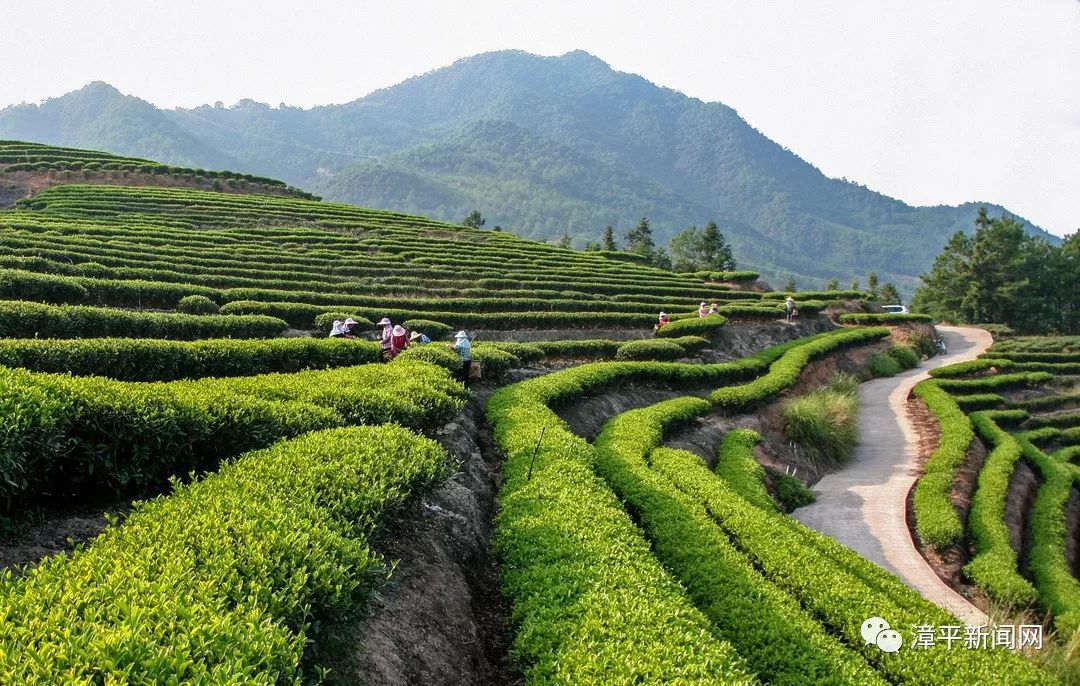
[794,325,993,625]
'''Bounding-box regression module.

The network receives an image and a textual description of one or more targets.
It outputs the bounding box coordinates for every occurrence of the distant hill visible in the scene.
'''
[0,51,1056,288]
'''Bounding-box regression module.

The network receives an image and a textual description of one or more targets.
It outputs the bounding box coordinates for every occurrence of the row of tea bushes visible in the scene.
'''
[0,361,464,508]
[0,300,287,339]
[0,336,382,381]
[0,425,444,683]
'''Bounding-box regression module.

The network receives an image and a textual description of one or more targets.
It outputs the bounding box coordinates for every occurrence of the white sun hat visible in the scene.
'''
[454,330,468,339]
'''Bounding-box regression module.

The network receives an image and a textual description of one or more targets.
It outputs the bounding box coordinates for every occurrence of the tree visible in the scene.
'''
[625,217,655,255]
[584,241,601,251]
[850,278,860,290]
[867,272,879,298]
[602,225,617,251]
[650,247,672,271]
[911,210,1075,333]
[462,210,485,229]
[700,221,735,270]
[825,278,840,291]
[879,282,901,305]
[669,225,703,272]
[668,221,737,273]
[557,232,572,249]
[783,279,797,292]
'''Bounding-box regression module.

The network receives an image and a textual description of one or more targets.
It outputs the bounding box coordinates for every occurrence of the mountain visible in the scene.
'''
[0,82,236,170]
[0,51,1056,288]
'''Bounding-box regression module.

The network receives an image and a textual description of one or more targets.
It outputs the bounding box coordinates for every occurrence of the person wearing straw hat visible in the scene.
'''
[409,330,431,346]
[388,324,409,358]
[697,301,709,317]
[377,317,393,360]
[653,311,670,336]
[342,318,360,339]
[451,330,473,383]
[328,319,345,338]
[708,302,720,316]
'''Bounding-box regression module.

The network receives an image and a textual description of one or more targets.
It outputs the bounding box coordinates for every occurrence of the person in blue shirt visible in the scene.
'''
[409,331,432,345]
[452,330,473,383]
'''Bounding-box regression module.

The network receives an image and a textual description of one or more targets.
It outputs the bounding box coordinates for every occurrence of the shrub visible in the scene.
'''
[840,313,934,324]
[867,352,902,377]
[176,294,220,314]
[717,304,786,319]
[313,311,376,333]
[0,301,287,340]
[593,403,884,684]
[911,381,971,549]
[655,314,727,338]
[781,388,859,464]
[1017,436,1080,635]
[668,335,711,353]
[934,371,1053,392]
[615,339,687,361]
[888,344,920,370]
[929,359,1014,378]
[532,339,621,358]
[710,328,890,410]
[653,447,1052,684]
[478,341,545,364]
[714,429,775,511]
[402,318,452,340]
[486,372,752,682]
[0,268,89,303]
[396,343,519,378]
[954,393,1005,411]
[0,337,382,381]
[773,471,817,510]
[0,425,446,683]
[0,361,464,508]
[964,412,1040,606]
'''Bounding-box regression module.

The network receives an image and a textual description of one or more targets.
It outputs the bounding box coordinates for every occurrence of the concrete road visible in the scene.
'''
[794,325,993,625]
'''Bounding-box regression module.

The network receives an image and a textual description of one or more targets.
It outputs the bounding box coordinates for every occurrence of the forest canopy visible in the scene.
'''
[912,209,1078,334]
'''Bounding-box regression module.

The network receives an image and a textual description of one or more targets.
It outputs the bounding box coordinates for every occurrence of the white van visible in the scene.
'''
[881,304,909,314]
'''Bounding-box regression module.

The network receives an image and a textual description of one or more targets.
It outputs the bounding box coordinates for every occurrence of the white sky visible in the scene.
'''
[2,0,1077,236]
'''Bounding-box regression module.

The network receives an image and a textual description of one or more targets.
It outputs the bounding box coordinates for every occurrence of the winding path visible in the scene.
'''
[794,325,992,625]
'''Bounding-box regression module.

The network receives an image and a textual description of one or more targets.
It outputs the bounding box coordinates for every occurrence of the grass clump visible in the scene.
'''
[868,352,902,377]
[781,378,859,465]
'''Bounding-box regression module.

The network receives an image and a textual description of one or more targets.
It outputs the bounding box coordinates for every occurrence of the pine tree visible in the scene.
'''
[602,225,617,251]
[557,232,572,249]
[700,221,735,270]
[879,282,901,305]
[783,278,797,292]
[624,217,655,255]
[867,272,879,298]
[825,278,840,291]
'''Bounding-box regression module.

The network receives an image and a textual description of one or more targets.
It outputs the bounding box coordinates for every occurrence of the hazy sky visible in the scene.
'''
[2,0,1077,236]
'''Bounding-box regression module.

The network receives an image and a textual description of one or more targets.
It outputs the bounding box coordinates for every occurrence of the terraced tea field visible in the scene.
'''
[0,143,1065,684]
[914,336,1080,638]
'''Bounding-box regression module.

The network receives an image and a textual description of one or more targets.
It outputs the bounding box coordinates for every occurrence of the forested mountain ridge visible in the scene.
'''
[0,50,1054,288]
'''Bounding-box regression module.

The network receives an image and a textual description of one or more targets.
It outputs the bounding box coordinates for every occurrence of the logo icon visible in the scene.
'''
[862,617,903,653]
